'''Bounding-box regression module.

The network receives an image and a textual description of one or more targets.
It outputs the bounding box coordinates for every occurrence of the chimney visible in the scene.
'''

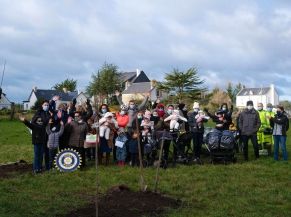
[136,68,140,77]
[63,87,68,93]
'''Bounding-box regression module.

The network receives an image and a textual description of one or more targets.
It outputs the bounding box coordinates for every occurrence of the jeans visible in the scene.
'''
[49,148,58,170]
[44,145,50,170]
[241,135,259,160]
[192,132,204,159]
[33,144,44,172]
[273,135,288,161]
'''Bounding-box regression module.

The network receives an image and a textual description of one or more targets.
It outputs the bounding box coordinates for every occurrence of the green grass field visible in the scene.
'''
[0,119,291,217]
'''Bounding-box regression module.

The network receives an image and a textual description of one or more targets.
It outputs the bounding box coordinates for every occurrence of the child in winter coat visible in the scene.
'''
[20,115,47,173]
[195,110,210,129]
[127,131,139,167]
[115,128,128,166]
[46,119,64,170]
[140,110,154,141]
[116,105,130,129]
[164,109,187,132]
[99,112,118,140]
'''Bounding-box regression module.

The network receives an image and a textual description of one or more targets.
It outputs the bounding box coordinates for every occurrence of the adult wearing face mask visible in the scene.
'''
[66,111,88,167]
[238,100,261,161]
[256,103,272,149]
[188,102,207,164]
[115,91,149,134]
[99,104,110,118]
[269,105,289,161]
[32,100,52,171]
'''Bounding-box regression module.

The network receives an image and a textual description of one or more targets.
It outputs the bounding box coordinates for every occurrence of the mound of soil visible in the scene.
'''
[64,185,180,217]
[0,160,32,178]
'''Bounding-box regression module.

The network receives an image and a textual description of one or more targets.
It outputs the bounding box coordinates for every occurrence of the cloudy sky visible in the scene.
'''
[1,0,291,102]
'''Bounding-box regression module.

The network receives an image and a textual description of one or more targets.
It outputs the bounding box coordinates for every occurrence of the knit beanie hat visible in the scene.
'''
[246,100,254,106]
[193,102,200,109]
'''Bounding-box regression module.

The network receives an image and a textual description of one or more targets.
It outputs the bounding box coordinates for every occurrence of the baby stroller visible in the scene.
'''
[204,129,237,164]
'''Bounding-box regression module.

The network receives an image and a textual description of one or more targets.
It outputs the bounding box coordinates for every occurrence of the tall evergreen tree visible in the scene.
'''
[157,67,206,102]
[53,78,77,92]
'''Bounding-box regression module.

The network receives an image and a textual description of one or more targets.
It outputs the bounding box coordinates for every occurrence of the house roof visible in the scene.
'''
[119,72,136,82]
[0,93,11,104]
[237,87,270,96]
[122,82,153,94]
[31,89,78,101]
[132,71,150,83]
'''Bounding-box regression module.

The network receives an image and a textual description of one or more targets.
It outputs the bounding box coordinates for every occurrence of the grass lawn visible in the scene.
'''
[0,119,291,217]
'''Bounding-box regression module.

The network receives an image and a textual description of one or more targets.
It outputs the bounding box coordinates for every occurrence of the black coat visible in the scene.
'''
[24,120,47,145]
[188,111,207,133]
[238,109,261,136]
[270,112,289,136]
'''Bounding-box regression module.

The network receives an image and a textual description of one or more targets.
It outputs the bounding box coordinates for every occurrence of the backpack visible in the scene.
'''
[206,129,222,150]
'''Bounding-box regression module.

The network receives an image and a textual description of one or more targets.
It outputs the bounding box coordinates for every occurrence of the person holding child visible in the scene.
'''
[188,102,208,164]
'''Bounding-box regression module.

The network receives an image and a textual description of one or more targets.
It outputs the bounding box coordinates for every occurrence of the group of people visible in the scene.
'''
[20,92,289,173]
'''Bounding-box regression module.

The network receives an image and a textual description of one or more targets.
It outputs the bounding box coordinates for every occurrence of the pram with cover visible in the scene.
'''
[204,129,236,164]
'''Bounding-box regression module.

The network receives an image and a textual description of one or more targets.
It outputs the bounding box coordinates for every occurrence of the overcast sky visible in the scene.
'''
[1,0,291,102]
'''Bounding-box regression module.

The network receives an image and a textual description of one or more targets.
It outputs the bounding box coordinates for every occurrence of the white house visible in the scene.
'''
[120,69,167,104]
[0,92,12,109]
[23,87,81,110]
[236,84,279,109]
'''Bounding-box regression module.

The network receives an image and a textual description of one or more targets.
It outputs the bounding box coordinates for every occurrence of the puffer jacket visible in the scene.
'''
[238,108,261,136]
[66,121,88,147]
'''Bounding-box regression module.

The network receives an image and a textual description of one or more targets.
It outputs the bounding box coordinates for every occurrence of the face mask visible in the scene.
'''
[194,108,199,112]
[257,107,263,111]
[137,115,142,119]
[101,109,107,113]
[222,107,227,111]
[267,107,272,112]
[129,105,135,109]
[167,109,173,115]
[36,120,43,125]
[277,111,282,116]
[120,111,125,116]
[43,105,49,111]
[247,106,253,110]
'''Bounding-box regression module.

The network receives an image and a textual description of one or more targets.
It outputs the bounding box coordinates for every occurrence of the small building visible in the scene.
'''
[23,87,81,110]
[236,84,279,109]
[0,92,12,109]
[121,69,167,104]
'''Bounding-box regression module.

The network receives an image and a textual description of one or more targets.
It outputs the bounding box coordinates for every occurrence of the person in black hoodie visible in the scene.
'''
[270,105,289,161]
[20,115,47,173]
[178,103,189,132]
[188,102,208,164]
[31,100,52,171]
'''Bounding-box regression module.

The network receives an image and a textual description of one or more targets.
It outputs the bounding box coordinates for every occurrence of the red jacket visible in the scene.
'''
[116,112,129,128]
